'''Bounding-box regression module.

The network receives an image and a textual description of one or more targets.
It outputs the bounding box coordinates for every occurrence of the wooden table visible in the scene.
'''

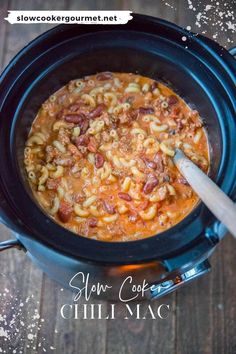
[0,1,235,353]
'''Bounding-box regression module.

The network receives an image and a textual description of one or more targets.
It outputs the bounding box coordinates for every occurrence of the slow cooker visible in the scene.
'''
[0,14,235,300]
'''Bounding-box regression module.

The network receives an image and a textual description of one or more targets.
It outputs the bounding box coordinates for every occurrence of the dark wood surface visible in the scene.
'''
[0,1,235,353]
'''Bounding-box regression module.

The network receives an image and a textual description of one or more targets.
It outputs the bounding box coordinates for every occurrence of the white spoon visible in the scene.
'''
[174,148,236,238]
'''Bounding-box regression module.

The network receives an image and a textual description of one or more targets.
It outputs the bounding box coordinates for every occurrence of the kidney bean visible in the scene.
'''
[88,218,98,227]
[87,137,98,153]
[168,95,179,105]
[75,134,90,147]
[64,114,85,124]
[95,153,105,168]
[88,104,106,119]
[153,153,164,172]
[80,119,89,134]
[102,200,115,214]
[118,192,132,201]
[96,72,113,80]
[143,174,159,194]
[138,107,154,115]
[58,201,72,223]
[144,159,157,170]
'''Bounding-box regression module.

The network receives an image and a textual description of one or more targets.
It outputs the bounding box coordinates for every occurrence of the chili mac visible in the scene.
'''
[24,72,209,241]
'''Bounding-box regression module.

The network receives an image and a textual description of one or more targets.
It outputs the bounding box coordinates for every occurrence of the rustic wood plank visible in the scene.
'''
[2,0,67,69]
[37,275,108,354]
[175,247,220,354]
[0,0,9,70]
[0,227,43,354]
[67,0,122,10]
[175,235,236,354]
[176,0,235,48]
[221,235,236,354]
[106,295,176,354]
[122,0,178,23]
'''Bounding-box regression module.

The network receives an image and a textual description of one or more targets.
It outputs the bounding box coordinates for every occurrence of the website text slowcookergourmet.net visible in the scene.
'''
[15,14,119,23]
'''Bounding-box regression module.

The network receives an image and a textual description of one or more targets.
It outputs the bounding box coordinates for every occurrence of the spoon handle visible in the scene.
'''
[174,149,236,238]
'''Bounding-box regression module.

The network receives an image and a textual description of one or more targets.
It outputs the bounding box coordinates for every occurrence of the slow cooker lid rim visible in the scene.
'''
[6,31,235,196]
[1,32,235,123]
[15,206,213,265]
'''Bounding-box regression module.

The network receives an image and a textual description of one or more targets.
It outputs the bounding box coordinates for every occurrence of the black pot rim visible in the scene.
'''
[0,14,235,265]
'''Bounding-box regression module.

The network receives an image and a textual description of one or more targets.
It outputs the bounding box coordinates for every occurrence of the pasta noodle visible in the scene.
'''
[50,166,64,178]
[38,166,49,185]
[74,204,90,217]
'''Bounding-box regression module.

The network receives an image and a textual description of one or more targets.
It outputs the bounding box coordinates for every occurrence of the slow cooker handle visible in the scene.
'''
[148,260,211,299]
[0,239,25,252]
